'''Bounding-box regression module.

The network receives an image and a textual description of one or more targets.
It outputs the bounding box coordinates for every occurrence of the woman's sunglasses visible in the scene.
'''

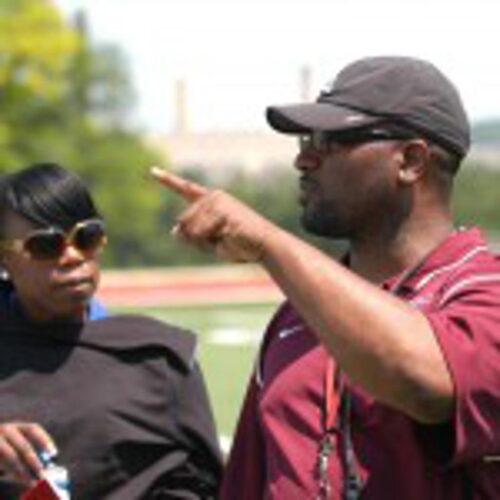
[0,219,107,261]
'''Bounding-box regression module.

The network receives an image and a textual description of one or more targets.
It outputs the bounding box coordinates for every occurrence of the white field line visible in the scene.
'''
[219,434,232,456]
[207,328,263,346]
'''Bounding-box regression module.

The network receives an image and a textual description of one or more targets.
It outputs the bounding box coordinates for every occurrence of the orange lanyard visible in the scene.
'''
[318,253,433,500]
[317,358,344,500]
[324,356,341,431]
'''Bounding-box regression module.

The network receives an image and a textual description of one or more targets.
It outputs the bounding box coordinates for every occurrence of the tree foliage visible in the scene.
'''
[472,120,500,145]
[0,0,79,166]
[453,161,500,239]
[0,0,164,267]
[0,0,78,98]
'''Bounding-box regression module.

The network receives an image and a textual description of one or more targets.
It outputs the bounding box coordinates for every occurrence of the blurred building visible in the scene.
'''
[148,68,314,178]
[148,130,297,178]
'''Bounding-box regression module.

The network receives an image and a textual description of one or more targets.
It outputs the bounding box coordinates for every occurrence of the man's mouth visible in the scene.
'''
[299,176,317,204]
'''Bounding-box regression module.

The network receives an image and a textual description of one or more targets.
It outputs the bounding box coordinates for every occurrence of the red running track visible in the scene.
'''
[97,265,284,307]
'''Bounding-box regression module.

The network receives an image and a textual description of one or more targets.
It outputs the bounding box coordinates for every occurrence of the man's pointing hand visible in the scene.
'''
[150,166,275,263]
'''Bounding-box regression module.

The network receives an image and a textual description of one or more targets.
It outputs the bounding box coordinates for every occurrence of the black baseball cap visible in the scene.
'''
[266,56,470,158]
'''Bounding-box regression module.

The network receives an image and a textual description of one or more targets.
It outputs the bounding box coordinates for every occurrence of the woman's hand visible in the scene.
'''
[0,422,57,486]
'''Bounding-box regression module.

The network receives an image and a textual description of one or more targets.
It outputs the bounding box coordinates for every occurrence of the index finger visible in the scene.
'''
[150,166,208,202]
[18,423,58,458]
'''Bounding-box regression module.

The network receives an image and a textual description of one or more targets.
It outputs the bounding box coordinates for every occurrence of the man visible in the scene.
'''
[151,56,500,499]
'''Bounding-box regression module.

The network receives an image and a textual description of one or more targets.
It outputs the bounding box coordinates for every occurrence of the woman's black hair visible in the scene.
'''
[0,162,101,236]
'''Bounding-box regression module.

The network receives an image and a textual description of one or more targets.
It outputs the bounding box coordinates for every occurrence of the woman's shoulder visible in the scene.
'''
[1,312,198,373]
[80,314,198,372]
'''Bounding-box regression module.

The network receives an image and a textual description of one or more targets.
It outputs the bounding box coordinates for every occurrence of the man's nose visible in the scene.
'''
[294,150,322,172]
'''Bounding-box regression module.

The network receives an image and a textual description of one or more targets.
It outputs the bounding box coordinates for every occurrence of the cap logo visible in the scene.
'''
[344,114,366,124]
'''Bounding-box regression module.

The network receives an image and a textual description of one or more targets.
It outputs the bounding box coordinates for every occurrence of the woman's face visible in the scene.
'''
[1,211,101,322]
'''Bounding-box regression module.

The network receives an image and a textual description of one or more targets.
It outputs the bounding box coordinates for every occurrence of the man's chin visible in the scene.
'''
[301,214,331,238]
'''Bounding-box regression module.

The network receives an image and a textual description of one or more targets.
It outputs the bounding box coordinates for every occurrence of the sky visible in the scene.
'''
[56,0,500,134]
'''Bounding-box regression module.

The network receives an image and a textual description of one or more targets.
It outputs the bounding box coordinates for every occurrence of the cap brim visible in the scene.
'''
[266,102,379,134]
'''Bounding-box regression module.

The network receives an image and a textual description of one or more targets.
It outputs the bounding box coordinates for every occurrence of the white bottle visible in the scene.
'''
[39,450,72,500]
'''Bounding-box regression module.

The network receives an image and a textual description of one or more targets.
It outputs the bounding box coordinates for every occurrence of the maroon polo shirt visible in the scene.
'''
[220,228,500,499]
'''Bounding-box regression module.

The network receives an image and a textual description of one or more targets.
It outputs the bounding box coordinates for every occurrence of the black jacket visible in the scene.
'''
[0,314,223,499]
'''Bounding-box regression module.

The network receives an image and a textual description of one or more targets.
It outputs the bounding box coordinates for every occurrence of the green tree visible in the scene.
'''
[0,0,79,166]
[0,1,166,268]
[453,161,500,238]
[472,120,500,145]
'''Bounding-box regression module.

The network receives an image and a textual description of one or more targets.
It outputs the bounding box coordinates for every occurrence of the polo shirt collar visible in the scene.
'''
[383,226,489,294]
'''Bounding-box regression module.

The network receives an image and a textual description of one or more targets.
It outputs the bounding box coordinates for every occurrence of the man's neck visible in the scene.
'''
[348,218,455,284]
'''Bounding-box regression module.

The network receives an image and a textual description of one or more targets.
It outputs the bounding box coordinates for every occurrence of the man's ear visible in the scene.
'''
[396,140,430,185]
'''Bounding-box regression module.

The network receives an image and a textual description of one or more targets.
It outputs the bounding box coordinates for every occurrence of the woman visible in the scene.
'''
[0,163,222,499]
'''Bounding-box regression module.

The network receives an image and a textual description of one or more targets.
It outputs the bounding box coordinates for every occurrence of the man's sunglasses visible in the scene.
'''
[298,125,418,153]
[0,219,107,261]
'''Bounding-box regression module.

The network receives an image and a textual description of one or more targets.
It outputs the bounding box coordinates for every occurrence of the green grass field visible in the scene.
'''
[112,302,278,441]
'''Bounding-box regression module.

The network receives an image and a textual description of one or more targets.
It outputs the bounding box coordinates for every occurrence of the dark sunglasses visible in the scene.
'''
[298,125,418,153]
[0,219,107,261]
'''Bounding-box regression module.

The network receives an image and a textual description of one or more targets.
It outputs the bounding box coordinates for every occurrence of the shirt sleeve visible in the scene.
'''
[424,275,500,464]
